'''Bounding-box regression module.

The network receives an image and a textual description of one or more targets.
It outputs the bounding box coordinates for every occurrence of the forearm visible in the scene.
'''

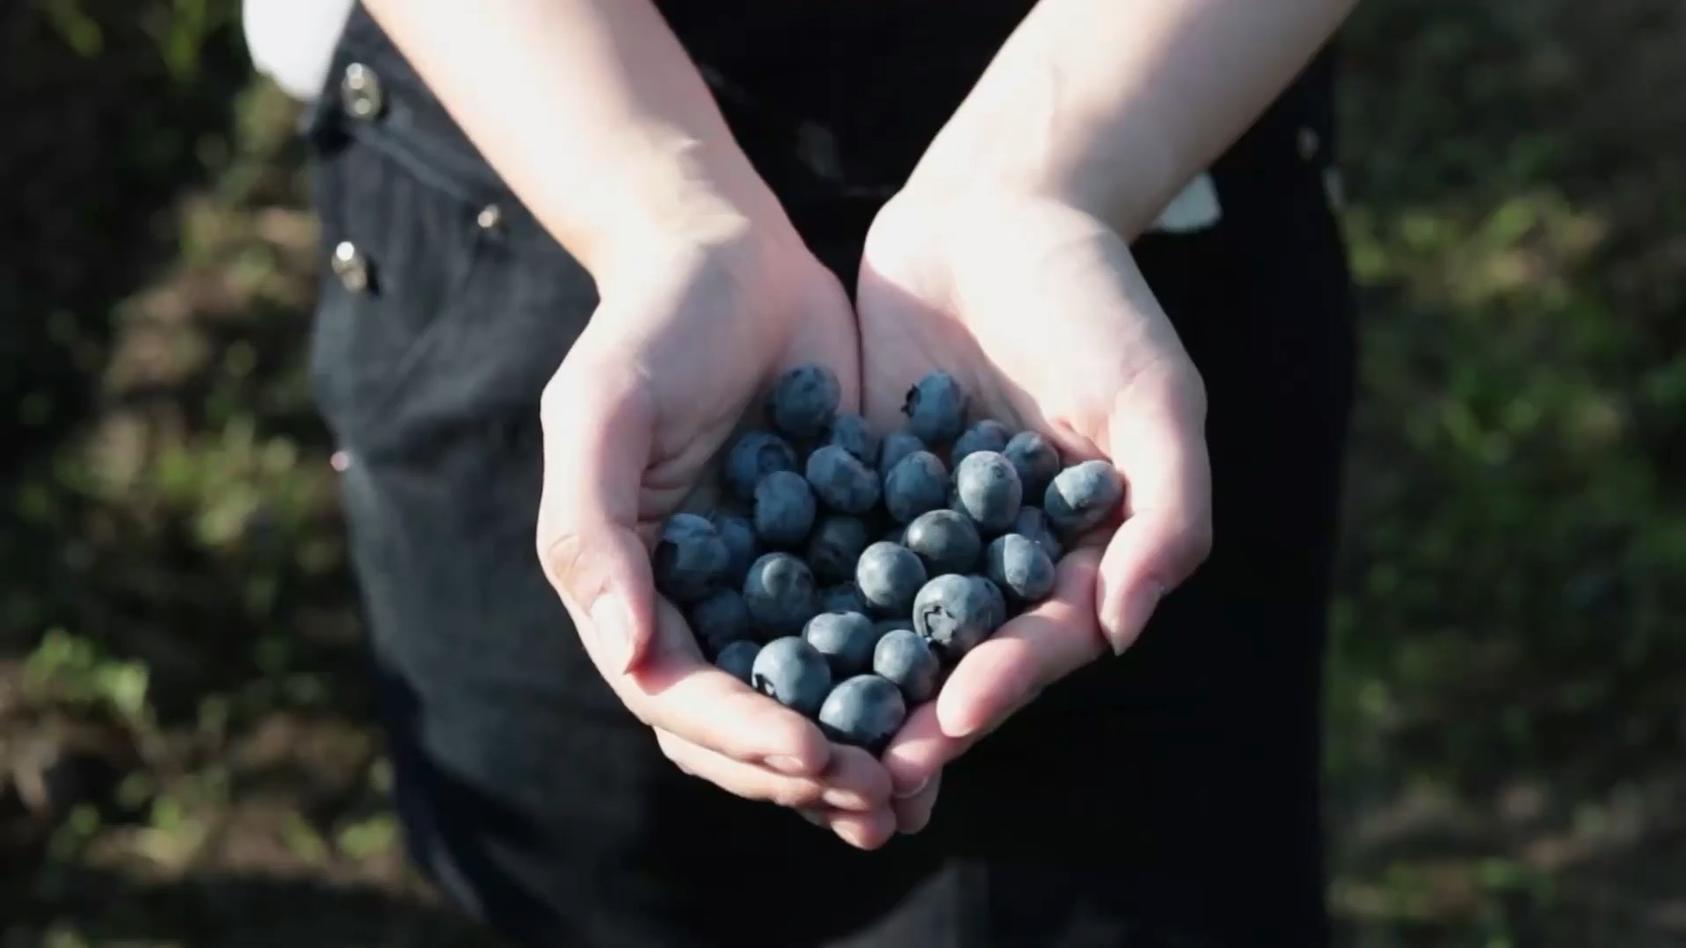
[363,0,787,284]
[906,0,1355,237]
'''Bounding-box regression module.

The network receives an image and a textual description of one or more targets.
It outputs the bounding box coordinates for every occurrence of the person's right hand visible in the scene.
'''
[534,221,899,849]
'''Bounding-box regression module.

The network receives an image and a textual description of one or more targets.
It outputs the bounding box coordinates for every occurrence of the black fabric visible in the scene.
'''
[305,5,1353,945]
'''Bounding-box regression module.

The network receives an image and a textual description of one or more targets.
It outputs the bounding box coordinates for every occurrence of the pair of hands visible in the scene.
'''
[536,191,1212,850]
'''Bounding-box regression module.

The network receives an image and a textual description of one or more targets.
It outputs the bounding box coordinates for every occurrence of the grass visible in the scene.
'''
[1,1,1682,945]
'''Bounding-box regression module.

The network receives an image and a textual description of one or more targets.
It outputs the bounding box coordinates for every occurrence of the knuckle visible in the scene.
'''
[653,731,690,772]
[1176,517,1214,569]
[770,779,821,810]
[536,524,589,600]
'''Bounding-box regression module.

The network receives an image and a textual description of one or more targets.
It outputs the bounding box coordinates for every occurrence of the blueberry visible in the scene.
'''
[826,414,881,466]
[751,637,833,716]
[805,445,881,515]
[652,513,729,604]
[742,552,818,638]
[913,573,999,660]
[878,432,926,477]
[802,611,880,677]
[1010,506,1064,562]
[873,617,914,637]
[883,450,949,523]
[753,470,817,548]
[724,430,798,502]
[804,515,869,585]
[688,587,753,656]
[902,371,968,444]
[903,509,982,576]
[953,451,1023,534]
[1044,460,1125,536]
[881,524,908,546]
[855,541,928,616]
[714,639,760,685]
[817,675,907,753]
[1002,431,1061,502]
[709,512,759,586]
[872,629,940,704]
[950,419,1012,467]
[973,575,1009,631]
[985,533,1056,603]
[819,582,871,615]
[767,363,841,440]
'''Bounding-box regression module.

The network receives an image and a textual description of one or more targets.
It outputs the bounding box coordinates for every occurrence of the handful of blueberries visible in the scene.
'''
[652,364,1124,754]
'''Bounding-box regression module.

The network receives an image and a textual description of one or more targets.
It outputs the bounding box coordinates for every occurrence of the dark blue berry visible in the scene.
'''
[653,513,729,604]
[903,509,982,576]
[854,541,928,616]
[742,552,818,638]
[883,450,949,524]
[878,431,926,478]
[826,414,881,466]
[953,450,1023,534]
[805,444,881,515]
[950,419,1012,467]
[724,430,797,502]
[767,363,841,440]
[753,470,816,548]
[902,371,968,444]
[913,573,999,660]
[973,575,1009,631]
[802,611,880,677]
[873,617,914,637]
[689,587,752,656]
[1010,506,1063,561]
[819,582,871,616]
[714,639,760,684]
[1044,460,1125,536]
[817,675,907,753]
[806,515,871,585]
[1002,431,1061,502]
[709,511,759,586]
[872,629,939,704]
[751,637,832,716]
[985,533,1056,603]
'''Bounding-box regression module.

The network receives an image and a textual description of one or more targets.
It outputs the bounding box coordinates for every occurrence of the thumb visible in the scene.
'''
[536,353,659,674]
[1096,371,1212,653]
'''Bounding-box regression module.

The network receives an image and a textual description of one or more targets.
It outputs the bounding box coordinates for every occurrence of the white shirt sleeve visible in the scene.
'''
[242,0,356,100]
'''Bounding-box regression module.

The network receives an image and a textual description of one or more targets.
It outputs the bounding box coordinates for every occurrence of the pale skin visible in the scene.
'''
[363,0,1355,850]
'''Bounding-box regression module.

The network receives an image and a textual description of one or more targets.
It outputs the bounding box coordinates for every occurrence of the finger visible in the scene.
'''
[809,802,903,850]
[1098,371,1212,653]
[936,547,1105,737]
[879,551,1102,796]
[892,769,941,835]
[536,349,659,673]
[655,731,888,811]
[609,597,831,775]
[779,272,864,416]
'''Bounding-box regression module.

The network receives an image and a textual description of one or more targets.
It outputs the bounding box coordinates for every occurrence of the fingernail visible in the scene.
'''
[893,776,929,800]
[590,598,631,672]
[766,755,809,776]
[1111,581,1165,656]
[822,788,868,810]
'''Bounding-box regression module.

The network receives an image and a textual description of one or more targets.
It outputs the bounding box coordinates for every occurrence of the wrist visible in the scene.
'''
[902,131,1170,243]
[533,124,799,291]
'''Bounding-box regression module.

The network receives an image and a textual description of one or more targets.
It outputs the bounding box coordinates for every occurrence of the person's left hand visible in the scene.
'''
[849,191,1214,829]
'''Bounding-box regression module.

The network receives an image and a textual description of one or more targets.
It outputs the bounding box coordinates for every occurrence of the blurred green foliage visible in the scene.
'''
[1,0,1682,946]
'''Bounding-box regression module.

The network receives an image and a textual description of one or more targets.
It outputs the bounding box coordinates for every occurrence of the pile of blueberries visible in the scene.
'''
[652,364,1123,753]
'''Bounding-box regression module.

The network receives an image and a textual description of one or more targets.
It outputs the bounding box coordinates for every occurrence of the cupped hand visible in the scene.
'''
[535,225,897,848]
[856,192,1214,802]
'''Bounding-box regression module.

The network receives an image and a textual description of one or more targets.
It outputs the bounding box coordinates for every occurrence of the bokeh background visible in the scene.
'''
[3,2,1683,945]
